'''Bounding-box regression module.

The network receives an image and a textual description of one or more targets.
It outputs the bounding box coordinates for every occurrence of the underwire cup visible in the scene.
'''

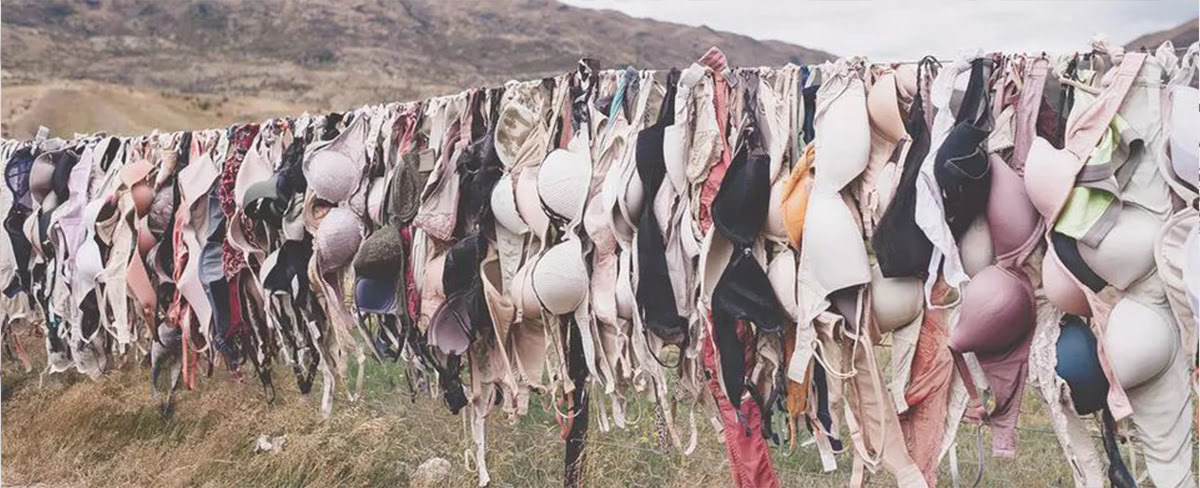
[1077,204,1161,291]
[949,266,1035,354]
[803,190,871,295]
[1104,297,1177,390]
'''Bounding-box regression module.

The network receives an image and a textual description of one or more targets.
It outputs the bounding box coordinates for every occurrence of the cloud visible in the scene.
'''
[560,0,1197,60]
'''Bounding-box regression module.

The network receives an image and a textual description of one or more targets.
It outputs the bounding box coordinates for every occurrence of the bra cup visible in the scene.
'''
[1105,297,1177,389]
[767,249,798,321]
[131,184,154,216]
[1169,85,1199,187]
[1055,315,1109,415]
[866,73,907,143]
[988,157,1040,255]
[365,176,388,227]
[1025,137,1079,220]
[700,229,734,303]
[75,241,103,290]
[1077,205,1161,290]
[429,293,471,356]
[491,174,528,234]
[515,167,549,240]
[531,238,588,315]
[315,207,363,269]
[764,177,788,241]
[511,256,543,320]
[661,123,688,194]
[136,227,155,256]
[781,146,816,247]
[621,171,646,226]
[950,266,1035,354]
[959,215,994,278]
[307,150,358,203]
[538,149,590,222]
[814,83,871,192]
[1042,249,1093,317]
[869,265,923,333]
[804,191,871,293]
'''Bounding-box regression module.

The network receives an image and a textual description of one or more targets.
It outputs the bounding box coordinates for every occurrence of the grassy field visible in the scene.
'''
[4,345,1146,488]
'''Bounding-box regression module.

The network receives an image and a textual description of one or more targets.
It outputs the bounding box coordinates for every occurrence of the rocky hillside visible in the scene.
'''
[2,0,832,113]
[1125,17,1198,51]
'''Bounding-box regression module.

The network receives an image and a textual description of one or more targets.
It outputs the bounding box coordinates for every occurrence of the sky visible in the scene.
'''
[560,0,1198,61]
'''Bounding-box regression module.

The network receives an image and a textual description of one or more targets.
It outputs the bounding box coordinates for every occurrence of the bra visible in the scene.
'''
[958,215,994,277]
[813,60,871,192]
[868,265,923,333]
[514,166,549,243]
[1104,297,1177,389]
[491,174,528,235]
[1074,204,1160,291]
[867,69,910,144]
[314,207,363,270]
[510,255,543,321]
[531,237,588,315]
[871,59,935,279]
[305,115,367,203]
[537,147,591,223]
[949,266,1035,354]
[803,191,872,294]
[1055,314,1108,415]
[780,144,816,248]
[355,276,398,314]
[987,154,1040,256]
[1041,247,1093,316]
[934,59,992,239]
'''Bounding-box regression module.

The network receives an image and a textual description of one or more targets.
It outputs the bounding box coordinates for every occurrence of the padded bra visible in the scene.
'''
[315,207,363,270]
[515,166,549,241]
[1104,297,1177,389]
[958,216,994,278]
[814,61,871,192]
[868,265,923,333]
[1076,204,1160,291]
[491,174,528,235]
[987,154,1040,256]
[531,237,588,315]
[1055,314,1108,415]
[804,191,871,294]
[780,144,816,247]
[1041,247,1093,317]
[538,148,591,223]
[949,266,1035,354]
[866,69,910,144]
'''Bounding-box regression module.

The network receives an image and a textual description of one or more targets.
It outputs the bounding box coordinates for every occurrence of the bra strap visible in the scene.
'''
[1063,52,1146,160]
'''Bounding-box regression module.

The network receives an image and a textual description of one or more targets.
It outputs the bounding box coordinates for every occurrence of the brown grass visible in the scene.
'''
[0,344,1187,487]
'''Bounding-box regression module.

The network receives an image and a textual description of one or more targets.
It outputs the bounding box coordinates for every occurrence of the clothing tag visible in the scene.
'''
[35,126,50,143]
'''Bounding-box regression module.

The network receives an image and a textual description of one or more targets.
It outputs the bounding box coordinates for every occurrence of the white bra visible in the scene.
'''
[1104,297,1178,389]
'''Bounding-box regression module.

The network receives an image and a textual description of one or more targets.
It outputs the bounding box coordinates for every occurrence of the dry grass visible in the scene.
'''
[0,345,1184,487]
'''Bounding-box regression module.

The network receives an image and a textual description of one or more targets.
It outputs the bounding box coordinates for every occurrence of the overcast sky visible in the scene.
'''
[561,0,1198,61]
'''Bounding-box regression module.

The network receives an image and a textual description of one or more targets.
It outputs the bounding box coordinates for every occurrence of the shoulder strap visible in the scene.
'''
[1064,53,1146,159]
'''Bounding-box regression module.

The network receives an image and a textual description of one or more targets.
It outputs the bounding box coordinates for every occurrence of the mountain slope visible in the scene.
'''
[1125,17,1198,51]
[2,0,832,121]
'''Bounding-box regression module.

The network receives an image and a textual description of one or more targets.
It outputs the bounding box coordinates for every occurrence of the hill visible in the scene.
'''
[1,0,834,138]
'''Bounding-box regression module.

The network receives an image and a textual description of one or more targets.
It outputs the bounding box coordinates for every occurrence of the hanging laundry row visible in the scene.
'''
[1,40,1197,488]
